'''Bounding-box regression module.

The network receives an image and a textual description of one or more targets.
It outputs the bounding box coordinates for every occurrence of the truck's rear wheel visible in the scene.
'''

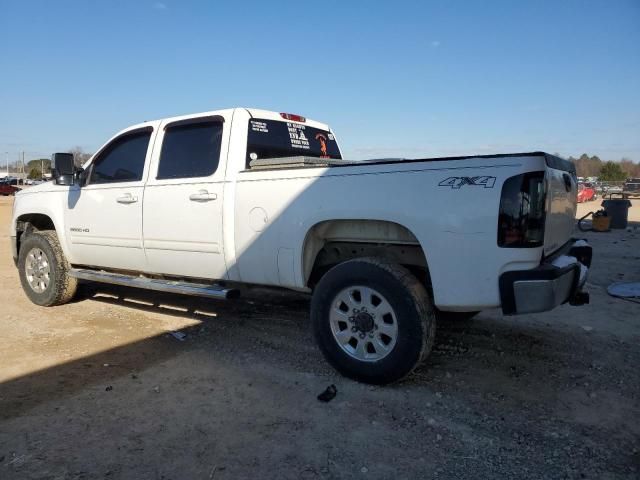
[311,258,436,384]
[18,231,78,306]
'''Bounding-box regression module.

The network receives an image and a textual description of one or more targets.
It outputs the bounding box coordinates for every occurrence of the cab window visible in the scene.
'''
[157,120,223,180]
[246,119,341,168]
[89,128,152,184]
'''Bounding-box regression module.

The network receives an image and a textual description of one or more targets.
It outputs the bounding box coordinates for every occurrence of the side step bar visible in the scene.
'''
[69,269,239,300]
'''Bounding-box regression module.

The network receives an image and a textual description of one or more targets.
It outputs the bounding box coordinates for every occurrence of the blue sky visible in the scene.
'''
[1,0,639,164]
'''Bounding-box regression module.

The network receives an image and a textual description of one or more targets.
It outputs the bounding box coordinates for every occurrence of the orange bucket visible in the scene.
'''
[592,215,611,232]
[578,210,611,232]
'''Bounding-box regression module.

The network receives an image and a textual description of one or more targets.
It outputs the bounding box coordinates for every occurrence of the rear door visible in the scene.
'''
[142,114,229,279]
[544,167,577,256]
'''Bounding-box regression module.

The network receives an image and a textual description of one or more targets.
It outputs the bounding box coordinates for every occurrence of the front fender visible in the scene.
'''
[12,190,74,262]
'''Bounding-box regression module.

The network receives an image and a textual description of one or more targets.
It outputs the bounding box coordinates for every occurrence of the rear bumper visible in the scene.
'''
[500,240,592,315]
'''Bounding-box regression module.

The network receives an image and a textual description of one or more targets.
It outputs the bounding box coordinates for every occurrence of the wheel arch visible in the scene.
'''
[15,212,59,259]
[301,219,432,289]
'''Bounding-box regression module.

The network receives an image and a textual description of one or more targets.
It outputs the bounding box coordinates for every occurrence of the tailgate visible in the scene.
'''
[544,166,577,256]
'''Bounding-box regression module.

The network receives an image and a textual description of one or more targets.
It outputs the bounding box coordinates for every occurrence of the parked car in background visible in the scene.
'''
[584,182,598,200]
[577,182,595,202]
[593,181,606,195]
[623,178,640,198]
[606,184,624,194]
[3,177,24,186]
[0,180,20,196]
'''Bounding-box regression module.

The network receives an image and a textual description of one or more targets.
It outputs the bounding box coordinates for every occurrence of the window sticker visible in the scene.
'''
[251,120,269,133]
[287,122,310,150]
[315,133,329,158]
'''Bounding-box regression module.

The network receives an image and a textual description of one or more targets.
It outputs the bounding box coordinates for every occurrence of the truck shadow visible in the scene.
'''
[1,282,603,420]
[0,283,312,420]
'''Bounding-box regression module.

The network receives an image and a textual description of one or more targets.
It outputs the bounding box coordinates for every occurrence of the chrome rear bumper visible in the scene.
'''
[500,239,592,315]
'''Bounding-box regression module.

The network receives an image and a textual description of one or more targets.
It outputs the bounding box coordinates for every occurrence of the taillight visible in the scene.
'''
[498,172,546,248]
[280,112,306,123]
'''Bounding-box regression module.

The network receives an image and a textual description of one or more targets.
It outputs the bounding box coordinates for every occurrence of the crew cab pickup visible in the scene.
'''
[10,108,592,384]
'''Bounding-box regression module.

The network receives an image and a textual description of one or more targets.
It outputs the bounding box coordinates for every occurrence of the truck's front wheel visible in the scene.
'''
[311,258,436,384]
[18,231,78,306]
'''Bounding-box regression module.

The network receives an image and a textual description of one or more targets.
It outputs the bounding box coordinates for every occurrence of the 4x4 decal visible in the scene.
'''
[438,176,496,189]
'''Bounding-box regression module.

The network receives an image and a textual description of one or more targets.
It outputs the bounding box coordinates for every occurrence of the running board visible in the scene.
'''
[69,269,239,300]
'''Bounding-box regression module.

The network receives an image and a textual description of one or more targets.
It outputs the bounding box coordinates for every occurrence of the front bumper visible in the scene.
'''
[500,239,592,315]
[11,235,18,267]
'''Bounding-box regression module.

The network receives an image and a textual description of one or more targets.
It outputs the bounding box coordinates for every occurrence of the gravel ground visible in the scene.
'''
[0,196,639,479]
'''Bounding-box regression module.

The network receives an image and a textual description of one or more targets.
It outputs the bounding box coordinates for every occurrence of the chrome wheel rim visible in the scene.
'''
[329,286,398,362]
[25,248,51,293]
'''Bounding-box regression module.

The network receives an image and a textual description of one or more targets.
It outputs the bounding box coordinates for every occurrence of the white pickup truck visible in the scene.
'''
[10,108,592,384]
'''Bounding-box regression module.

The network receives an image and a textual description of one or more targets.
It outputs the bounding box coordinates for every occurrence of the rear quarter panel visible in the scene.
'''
[231,155,548,310]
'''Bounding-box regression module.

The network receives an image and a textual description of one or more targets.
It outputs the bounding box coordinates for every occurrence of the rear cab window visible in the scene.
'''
[246,118,341,168]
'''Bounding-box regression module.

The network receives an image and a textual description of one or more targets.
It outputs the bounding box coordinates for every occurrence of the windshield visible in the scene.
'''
[246,118,342,167]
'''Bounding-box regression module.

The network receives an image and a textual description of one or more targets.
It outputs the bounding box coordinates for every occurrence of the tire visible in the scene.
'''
[18,230,78,306]
[311,258,436,384]
[436,310,479,322]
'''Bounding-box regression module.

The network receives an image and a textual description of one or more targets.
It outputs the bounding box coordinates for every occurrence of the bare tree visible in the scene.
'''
[67,146,93,167]
[571,154,639,179]
[620,158,640,178]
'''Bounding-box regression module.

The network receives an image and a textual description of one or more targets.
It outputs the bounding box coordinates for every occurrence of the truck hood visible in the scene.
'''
[16,182,62,196]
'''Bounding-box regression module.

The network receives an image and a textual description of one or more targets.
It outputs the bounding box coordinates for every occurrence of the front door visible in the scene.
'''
[65,126,156,271]
[142,115,229,280]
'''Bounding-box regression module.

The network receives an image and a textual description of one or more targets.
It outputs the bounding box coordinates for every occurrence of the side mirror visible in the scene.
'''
[52,153,75,186]
[75,167,86,185]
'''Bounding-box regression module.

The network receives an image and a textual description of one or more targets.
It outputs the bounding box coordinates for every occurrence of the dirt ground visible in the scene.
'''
[1,196,639,479]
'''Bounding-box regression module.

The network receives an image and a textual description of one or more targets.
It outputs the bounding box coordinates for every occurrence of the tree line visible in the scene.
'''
[569,154,640,182]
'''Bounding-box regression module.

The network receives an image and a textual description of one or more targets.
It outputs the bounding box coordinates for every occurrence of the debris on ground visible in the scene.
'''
[168,331,187,341]
[105,386,113,392]
[607,282,640,303]
[317,384,337,402]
